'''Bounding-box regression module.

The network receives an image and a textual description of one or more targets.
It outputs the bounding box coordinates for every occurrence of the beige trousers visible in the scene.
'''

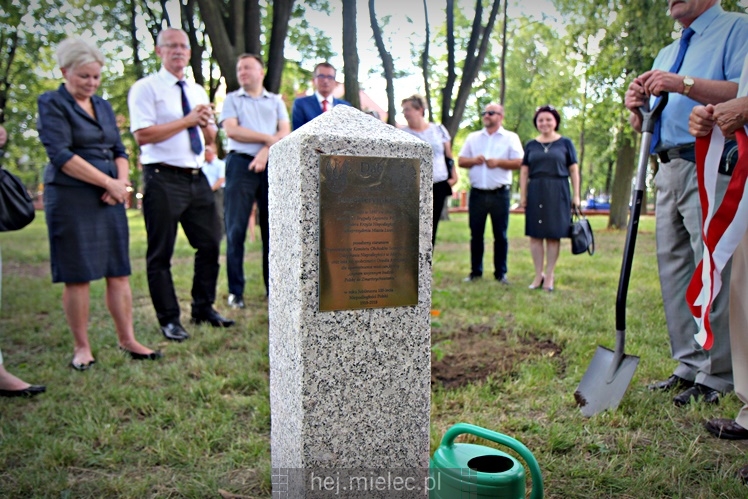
[731,228,748,428]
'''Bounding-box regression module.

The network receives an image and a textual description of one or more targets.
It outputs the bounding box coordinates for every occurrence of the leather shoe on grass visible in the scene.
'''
[160,322,190,342]
[0,385,46,398]
[190,309,235,328]
[673,383,720,407]
[704,418,748,440]
[120,347,163,361]
[648,374,693,392]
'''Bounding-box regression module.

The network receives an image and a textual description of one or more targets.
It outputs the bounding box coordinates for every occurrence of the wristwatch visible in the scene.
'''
[683,76,695,97]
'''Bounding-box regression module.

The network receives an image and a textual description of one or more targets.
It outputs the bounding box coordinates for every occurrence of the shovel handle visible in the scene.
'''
[615,93,669,333]
[639,92,668,134]
[442,423,544,499]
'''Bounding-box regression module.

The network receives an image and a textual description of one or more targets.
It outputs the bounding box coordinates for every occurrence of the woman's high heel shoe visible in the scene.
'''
[528,276,545,290]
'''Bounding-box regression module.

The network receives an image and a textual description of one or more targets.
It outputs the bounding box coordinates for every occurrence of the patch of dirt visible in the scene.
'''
[431,325,561,389]
[1,260,49,279]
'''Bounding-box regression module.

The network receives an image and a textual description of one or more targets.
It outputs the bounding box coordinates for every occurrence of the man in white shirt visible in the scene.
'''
[201,144,226,238]
[128,28,233,342]
[458,103,524,284]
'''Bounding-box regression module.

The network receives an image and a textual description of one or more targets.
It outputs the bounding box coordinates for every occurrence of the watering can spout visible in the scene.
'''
[429,423,543,499]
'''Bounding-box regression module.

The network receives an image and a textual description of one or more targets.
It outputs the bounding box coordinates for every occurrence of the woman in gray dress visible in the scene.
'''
[519,105,580,292]
[37,38,160,370]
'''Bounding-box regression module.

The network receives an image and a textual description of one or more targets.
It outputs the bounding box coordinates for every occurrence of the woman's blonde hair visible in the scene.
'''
[56,38,105,70]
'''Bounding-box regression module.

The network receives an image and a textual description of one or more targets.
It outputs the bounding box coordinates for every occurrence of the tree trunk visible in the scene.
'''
[421,0,432,122]
[264,0,294,93]
[246,0,261,55]
[441,0,456,128]
[499,0,508,105]
[181,0,205,86]
[342,0,361,109]
[197,0,239,91]
[0,29,18,124]
[608,126,637,229]
[129,0,143,80]
[369,0,395,125]
[442,0,502,140]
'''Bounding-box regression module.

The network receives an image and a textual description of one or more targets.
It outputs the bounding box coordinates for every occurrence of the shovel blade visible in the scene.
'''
[575,346,640,417]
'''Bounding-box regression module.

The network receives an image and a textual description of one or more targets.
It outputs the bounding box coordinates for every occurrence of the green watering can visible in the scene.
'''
[429,423,543,498]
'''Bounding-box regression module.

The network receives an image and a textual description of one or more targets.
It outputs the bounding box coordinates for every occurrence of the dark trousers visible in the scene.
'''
[224,153,269,297]
[433,180,452,246]
[142,164,220,325]
[468,187,510,279]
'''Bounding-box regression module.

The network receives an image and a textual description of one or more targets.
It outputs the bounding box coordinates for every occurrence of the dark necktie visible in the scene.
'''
[651,27,695,153]
[176,80,203,155]
[322,99,329,112]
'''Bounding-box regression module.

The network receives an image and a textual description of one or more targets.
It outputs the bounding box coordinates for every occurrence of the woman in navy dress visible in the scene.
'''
[37,38,160,370]
[519,105,580,292]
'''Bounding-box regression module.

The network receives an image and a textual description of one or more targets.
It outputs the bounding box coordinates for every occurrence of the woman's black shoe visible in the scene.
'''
[120,347,163,361]
[0,385,46,398]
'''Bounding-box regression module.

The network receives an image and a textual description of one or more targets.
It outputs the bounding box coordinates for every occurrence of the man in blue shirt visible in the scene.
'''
[624,0,748,406]
[220,54,290,307]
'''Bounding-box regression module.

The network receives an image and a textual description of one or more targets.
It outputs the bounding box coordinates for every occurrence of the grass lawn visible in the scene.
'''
[1,210,746,498]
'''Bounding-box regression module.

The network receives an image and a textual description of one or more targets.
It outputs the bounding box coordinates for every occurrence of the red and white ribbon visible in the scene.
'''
[686,125,748,350]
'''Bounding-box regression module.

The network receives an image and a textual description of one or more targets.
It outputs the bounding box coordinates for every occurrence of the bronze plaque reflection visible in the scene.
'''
[319,155,420,312]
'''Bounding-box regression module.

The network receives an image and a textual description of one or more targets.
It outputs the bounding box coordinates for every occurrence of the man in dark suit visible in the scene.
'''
[291,62,351,130]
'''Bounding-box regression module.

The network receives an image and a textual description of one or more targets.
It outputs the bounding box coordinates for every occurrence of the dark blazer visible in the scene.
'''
[291,94,351,130]
[37,84,127,187]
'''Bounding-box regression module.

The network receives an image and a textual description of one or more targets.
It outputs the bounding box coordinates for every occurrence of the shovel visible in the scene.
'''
[574,93,669,417]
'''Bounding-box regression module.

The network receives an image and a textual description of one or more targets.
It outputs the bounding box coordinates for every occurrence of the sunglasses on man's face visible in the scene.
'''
[482,111,502,117]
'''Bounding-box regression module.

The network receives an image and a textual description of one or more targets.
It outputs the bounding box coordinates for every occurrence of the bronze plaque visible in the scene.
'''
[319,155,421,312]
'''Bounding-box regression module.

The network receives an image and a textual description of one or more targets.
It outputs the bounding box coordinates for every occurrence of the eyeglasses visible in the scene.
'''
[160,43,190,50]
[482,111,502,117]
[314,74,336,81]
[536,105,556,112]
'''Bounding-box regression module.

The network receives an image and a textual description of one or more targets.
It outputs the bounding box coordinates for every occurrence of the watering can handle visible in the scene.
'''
[442,423,544,499]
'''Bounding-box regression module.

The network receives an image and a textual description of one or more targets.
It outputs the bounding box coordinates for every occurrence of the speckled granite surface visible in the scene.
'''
[268,106,433,483]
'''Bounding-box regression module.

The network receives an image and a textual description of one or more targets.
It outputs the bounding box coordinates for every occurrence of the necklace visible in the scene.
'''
[539,141,553,153]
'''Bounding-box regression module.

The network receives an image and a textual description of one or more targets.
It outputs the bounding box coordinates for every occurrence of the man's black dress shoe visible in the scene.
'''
[190,309,235,328]
[673,383,721,406]
[120,347,163,361]
[0,385,46,398]
[160,322,190,342]
[648,374,694,392]
[705,418,748,440]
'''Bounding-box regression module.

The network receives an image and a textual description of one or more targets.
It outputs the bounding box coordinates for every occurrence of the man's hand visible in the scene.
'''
[624,77,648,113]
[712,98,748,137]
[249,147,269,173]
[689,105,716,138]
[0,125,7,148]
[638,69,682,98]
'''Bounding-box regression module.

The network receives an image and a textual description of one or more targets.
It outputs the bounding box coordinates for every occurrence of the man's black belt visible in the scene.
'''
[473,185,510,192]
[657,140,737,175]
[146,162,201,175]
[228,151,255,160]
[657,144,695,164]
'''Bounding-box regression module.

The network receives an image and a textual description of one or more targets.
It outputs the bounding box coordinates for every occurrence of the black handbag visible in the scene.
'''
[570,206,594,255]
[0,167,35,232]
